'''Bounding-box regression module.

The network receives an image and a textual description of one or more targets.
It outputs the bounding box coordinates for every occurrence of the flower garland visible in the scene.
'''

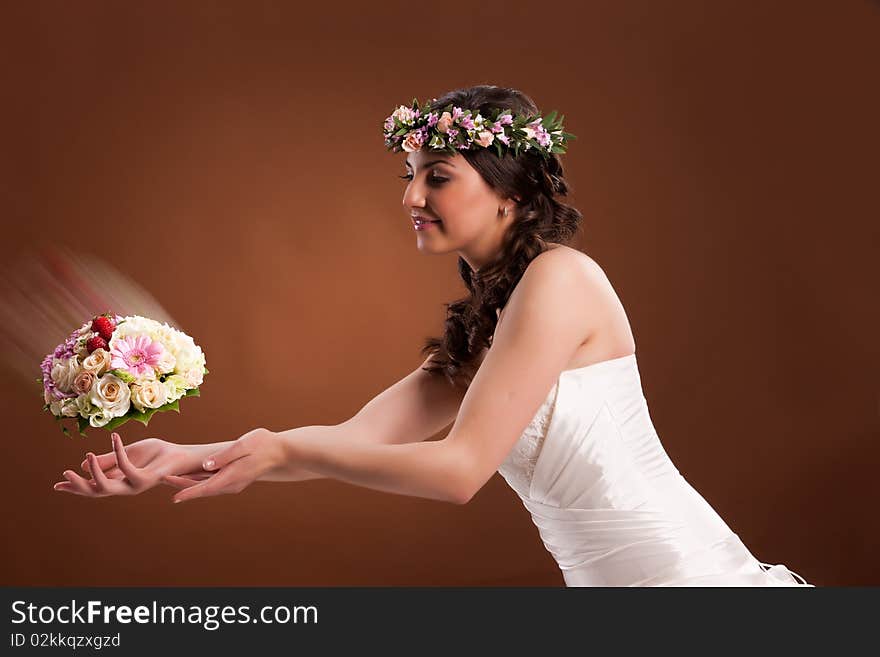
[383,97,576,160]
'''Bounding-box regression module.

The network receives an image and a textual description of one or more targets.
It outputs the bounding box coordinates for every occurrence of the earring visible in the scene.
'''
[502,207,509,217]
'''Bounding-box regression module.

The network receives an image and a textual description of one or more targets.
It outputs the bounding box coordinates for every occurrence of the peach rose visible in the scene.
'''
[81,348,112,376]
[475,130,495,147]
[435,111,454,134]
[73,370,95,395]
[402,131,424,153]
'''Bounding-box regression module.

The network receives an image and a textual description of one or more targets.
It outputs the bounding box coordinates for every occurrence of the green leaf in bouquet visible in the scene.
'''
[104,414,134,432]
[77,415,90,437]
[185,387,200,398]
[128,397,182,427]
[108,369,135,384]
[203,367,209,374]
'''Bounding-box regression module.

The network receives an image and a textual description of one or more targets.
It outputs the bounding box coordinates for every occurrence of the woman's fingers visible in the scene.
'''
[87,452,117,494]
[173,459,249,503]
[53,480,84,495]
[80,449,118,475]
[161,475,202,490]
[62,469,98,496]
[110,433,145,488]
[201,440,249,472]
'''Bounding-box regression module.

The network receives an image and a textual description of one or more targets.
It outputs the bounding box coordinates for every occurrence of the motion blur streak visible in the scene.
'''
[0,244,179,390]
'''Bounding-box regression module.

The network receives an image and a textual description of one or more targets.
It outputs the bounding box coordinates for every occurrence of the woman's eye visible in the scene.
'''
[398,174,447,184]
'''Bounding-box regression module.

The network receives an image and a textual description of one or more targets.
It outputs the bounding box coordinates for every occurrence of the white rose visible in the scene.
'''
[131,380,168,413]
[113,316,161,339]
[172,336,205,374]
[51,356,81,394]
[88,373,131,418]
[49,399,63,416]
[183,368,203,388]
[89,409,113,428]
[81,348,112,376]
[154,349,176,375]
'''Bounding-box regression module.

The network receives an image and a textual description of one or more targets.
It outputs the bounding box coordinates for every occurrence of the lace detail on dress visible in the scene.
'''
[497,381,560,495]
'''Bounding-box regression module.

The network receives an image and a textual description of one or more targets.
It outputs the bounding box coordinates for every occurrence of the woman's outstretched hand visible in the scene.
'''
[53,432,214,497]
[163,427,285,504]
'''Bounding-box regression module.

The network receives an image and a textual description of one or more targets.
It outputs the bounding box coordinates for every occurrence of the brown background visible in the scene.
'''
[1,1,877,586]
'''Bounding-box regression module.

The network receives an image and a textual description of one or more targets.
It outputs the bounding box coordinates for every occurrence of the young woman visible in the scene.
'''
[55,85,812,587]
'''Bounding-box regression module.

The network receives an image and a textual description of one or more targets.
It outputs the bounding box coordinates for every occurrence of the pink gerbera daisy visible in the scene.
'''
[110,335,166,378]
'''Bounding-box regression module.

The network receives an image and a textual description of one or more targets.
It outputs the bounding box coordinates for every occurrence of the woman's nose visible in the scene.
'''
[402,181,426,210]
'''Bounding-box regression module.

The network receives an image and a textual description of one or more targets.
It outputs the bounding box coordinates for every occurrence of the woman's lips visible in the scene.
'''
[412,216,441,230]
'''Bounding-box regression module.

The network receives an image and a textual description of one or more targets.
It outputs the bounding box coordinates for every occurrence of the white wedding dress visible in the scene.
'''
[497,352,813,586]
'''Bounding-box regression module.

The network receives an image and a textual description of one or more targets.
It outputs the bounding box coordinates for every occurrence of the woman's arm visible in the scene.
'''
[261,355,466,483]
[185,426,471,505]
[276,427,470,503]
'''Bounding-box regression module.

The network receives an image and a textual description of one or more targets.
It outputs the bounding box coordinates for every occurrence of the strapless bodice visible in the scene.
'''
[497,352,812,586]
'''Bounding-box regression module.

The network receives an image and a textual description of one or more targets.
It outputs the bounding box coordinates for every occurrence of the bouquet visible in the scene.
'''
[39,312,208,437]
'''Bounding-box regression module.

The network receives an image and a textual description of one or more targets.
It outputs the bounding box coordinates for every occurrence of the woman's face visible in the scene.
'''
[401,149,515,273]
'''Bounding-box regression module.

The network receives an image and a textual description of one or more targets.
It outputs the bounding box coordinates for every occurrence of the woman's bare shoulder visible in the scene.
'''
[532,243,607,280]
[531,244,624,318]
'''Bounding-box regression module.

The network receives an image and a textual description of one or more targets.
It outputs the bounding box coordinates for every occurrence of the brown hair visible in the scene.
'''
[418,85,583,388]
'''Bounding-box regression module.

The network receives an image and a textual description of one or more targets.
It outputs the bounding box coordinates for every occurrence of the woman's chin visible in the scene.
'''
[414,234,449,253]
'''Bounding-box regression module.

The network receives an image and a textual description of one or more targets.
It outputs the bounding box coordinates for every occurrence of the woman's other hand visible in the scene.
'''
[53,433,214,497]
[164,427,285,503]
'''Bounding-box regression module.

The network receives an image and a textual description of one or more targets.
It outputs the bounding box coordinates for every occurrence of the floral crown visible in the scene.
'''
[383,97,576,160]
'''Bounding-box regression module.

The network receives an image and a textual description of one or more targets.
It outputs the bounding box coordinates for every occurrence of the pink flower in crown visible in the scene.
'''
[496,133,510,146]
[497,113,514,126]
[459,115,475,131]
[451,106,464,121]
[536,127,552,148]
[426,112,439,128]
[110,334,166,378]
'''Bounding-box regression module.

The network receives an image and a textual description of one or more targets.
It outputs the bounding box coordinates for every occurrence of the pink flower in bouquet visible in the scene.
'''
[109,334,166,378]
